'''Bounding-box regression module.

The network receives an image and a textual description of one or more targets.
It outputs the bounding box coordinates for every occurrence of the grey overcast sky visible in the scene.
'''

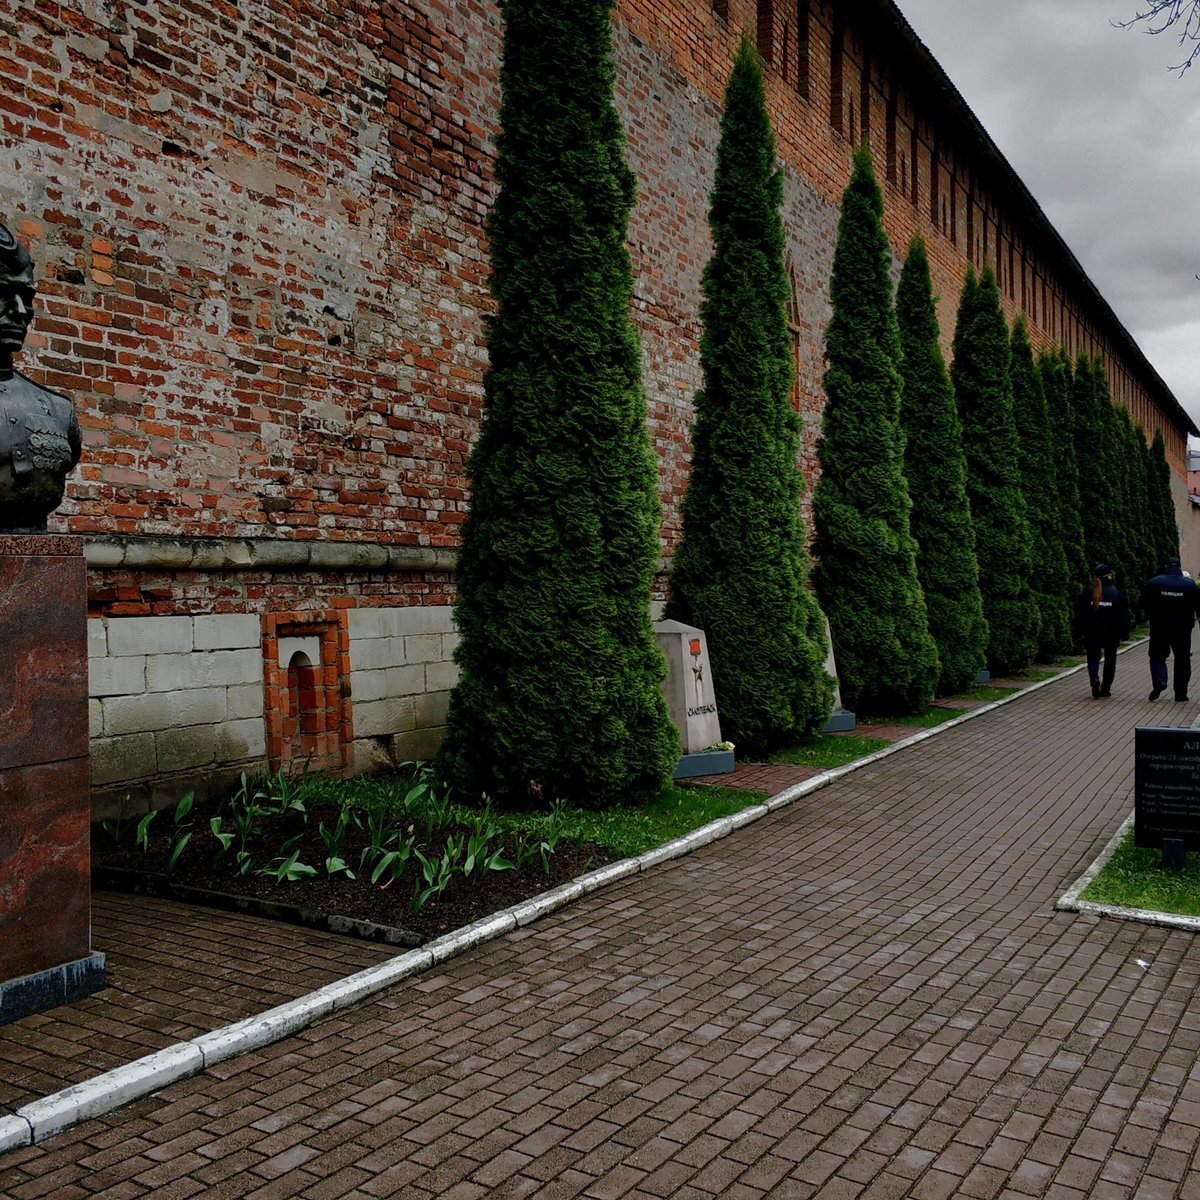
[890,0,1200,429]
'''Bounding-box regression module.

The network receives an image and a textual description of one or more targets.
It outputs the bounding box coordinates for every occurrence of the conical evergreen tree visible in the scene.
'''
[1137,433,1154,573]
[1129,420,1159,616]
[437,0,677,807]
[950,267,1039,672]
[1149,427,1180,566]
[1074,354,1118,576]
[812,147,939,714]
[1115,403,1152,604]
[1095,361,1137,586]
[1039,348,1088,607]
[666,35,832,753]
[895,237,987,694]
[1009,317,1071,657]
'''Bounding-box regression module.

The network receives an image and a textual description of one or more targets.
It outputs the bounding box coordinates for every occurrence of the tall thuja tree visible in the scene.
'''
[1149,427,1181,566]
[1095,360,1138,586]
[1039,348,1088,598]
[1128,420,1159,611]
[1072,355,1103,570]
[666,34,832,752]
[1074,355,1119,576]
[1116,404,1153,601]
[1132,427,1161,614]
[1136,432,1159,589]
[437,0,677,807]
[894,237,987,694]
[812,147,939,714]
[1009,317,1071,657]
[951,266,1039,672]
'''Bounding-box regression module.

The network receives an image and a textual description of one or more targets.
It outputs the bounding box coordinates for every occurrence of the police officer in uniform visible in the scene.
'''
[1075,563,1130,699]
[0,223,81,532]
[1141,556,1199,702]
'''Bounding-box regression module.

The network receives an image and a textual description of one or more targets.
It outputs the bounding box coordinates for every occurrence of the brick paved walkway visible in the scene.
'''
[5,649,1200,1198]
[0,894,395,1114]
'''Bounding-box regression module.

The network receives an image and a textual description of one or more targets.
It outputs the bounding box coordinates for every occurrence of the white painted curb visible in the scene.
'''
[0,652,1108,1150]
[0,1114,32,1154]
[1057,812,1200,933]
[18,1043,203,1145]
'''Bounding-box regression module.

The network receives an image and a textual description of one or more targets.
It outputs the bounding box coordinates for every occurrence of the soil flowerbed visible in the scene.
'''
[91,789,610,946]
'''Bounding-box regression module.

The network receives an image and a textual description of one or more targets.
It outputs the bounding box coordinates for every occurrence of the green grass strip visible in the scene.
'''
[243,769,768,864]
[1081,826,1200,917]
[224,654,1082,872]
[768,735,893,770]
[859,707,961,729]
[951,684,1020,702]
[504,783,770,862]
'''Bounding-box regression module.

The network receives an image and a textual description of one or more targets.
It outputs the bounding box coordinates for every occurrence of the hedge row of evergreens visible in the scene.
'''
[814,149,1179,711]
[440,12,1179,805]
[1071,357,1179,620]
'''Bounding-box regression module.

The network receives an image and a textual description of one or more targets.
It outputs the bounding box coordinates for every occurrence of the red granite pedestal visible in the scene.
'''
[0,534,104,1025]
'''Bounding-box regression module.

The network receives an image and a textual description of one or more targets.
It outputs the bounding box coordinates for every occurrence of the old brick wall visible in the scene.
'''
[1,0,495,548]
[1,0,1191,802]
[3,0,1187,548]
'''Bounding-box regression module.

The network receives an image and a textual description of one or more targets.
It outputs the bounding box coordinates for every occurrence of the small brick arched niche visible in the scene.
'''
[262,610,353,776]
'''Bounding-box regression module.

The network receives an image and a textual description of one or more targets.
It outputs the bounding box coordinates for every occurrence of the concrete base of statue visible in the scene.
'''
[821,708,857,733]
[0,535,104,1025]
[672,748,735,779]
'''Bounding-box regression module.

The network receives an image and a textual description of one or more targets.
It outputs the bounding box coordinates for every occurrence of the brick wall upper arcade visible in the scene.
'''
[0,0,1191,585]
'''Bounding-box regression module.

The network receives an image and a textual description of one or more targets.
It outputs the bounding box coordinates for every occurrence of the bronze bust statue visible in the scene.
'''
[0,224,81,532]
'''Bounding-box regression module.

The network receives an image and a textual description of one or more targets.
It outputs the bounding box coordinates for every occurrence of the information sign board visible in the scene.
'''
[1134,726,1200,851]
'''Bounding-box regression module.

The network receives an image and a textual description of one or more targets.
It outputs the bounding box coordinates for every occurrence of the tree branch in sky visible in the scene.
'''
[1115,1,1200,74]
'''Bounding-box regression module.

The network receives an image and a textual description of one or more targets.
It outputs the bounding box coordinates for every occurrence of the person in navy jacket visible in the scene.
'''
[1141,556,1200,701]
[1076,563,1130,699]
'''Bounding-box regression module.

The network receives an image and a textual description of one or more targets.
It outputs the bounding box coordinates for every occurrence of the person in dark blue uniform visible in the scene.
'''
[1076,563,1130,699]
[1141,556,1199,702]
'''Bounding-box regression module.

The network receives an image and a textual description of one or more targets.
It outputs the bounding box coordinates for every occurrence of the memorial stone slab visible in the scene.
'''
[654,619,722,752]
[1134,725,1200,852]
[654,620,732,777]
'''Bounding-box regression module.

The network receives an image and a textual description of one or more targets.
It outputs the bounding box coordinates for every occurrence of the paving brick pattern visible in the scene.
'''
[0,893,394,1113]
[5,654,1200,1198]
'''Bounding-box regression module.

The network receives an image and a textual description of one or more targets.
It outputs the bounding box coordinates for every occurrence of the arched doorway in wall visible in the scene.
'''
[262,610,353,777]
[283,649,320,765]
